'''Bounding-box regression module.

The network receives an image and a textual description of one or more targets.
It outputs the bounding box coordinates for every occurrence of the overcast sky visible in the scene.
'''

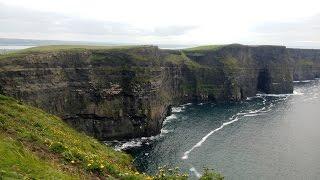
[1,0,320,48]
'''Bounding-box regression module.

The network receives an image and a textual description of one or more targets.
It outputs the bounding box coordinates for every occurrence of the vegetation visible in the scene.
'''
[297,59,314,67]
[18,45,150,52]
[182,45,225,52]
[0,45,152,60]
[163,51,202,69]
[199,168,224,180]
[0,94,146,179]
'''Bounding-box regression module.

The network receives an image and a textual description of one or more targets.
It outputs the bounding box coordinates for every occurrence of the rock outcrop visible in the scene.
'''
[288,48,320,81]
[0,44,293,140]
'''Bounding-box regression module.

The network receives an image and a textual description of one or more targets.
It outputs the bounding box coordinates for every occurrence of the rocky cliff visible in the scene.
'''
[288,48,320,81]
[0,44,293,140]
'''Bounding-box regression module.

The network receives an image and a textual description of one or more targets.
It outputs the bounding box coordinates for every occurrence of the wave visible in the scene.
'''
[181,103,192,106]
[109,111,179,151]
[182,116,240,160]
[162,114,177,126]
[256,93,292,97]
[172,107,184,113]
[244,113,261,117]
[189,167,201,178]
[107,134,162,151]
[293,79,314,83]
[113,140,143,151]
[293,90,304,95]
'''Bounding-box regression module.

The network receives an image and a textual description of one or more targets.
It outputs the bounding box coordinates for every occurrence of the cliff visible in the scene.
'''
[0,44,293,140]
[288,48,320,81]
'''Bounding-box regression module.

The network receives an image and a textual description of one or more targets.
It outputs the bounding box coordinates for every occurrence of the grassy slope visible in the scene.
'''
[0,94,148,179]
[182,45,225,52]
[0,45,152,61]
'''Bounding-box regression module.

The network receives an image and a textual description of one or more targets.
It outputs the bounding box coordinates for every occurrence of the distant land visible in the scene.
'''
[0,38,194,49]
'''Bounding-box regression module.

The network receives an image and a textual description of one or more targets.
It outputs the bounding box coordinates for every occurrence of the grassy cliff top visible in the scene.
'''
[0,94,149,179]
[0,45,156,60]
[22,45,154,52]
[182,45,226,52]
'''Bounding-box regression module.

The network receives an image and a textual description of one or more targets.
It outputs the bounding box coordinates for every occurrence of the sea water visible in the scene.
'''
[112,79,320,179]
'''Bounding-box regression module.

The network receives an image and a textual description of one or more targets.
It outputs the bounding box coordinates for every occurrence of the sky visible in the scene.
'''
[0,0,320,48]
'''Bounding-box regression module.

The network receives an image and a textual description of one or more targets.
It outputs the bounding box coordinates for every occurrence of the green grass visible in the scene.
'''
[163,51,202,69]
[0,135,74,179]
[182,45,225,52]
[0,94,148,179]
[297,59,314,66]
[20,45,150,52]
[0,45,153,61]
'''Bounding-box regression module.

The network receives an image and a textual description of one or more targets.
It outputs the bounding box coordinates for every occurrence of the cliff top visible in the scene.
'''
[22,45,154,52]
[183,44,226,52]
[183,44,287,52]
[0,45,157,60]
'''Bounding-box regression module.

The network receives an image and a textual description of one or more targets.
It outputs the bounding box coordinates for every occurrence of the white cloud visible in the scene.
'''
[0,0,320,47]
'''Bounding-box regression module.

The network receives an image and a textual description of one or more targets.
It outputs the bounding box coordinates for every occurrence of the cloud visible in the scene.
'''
[0,3,197,43]
[251,14,320,48]
[152,26,197,36]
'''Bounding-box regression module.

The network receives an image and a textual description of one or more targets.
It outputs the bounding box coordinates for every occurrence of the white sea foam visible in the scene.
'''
[181,103,192,106]
[107,134,163,151]
[302,80,312,83]
[257,93,292,97]
[244,113,261,117]
[293,79,314,83]
[162,114,177,126]
[160,128,173,134]
[249,107,266,114]
[246,96,255,100]
[110,111,179,151]
[182,117,239,160]
[293,90,304,95]
[189,167,201,178]
[114,140,143,151]
[172,107,183,113]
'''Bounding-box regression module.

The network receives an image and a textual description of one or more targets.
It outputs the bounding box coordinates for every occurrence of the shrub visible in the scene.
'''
[49,142,66,153]
[200,168,224,180]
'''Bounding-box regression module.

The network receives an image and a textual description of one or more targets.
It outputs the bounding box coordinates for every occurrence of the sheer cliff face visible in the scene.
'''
[0,45,293,140]
[288,49,320,81]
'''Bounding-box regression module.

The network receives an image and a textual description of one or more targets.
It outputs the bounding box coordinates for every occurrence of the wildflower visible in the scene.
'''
[134,172,139,175]
[87,163,91,167]
[100,164,105,169]
[71,160,75,164]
